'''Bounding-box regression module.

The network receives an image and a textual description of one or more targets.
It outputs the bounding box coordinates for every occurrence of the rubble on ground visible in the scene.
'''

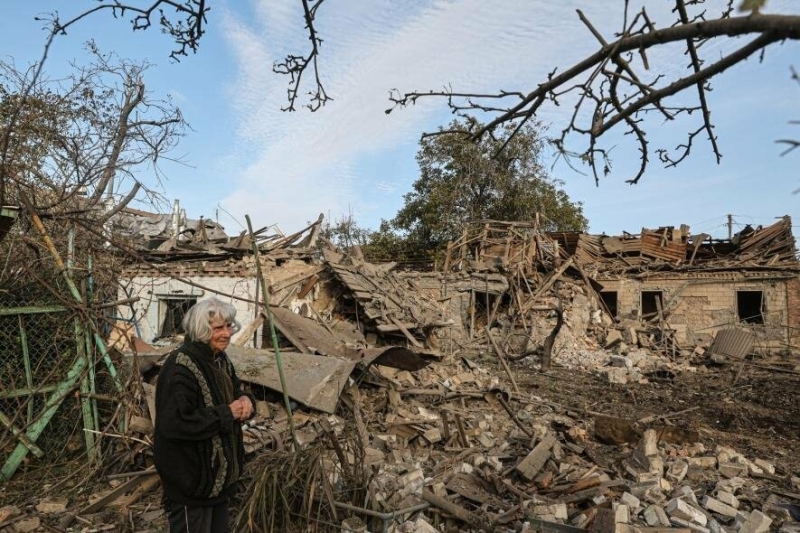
[2,211,799,532]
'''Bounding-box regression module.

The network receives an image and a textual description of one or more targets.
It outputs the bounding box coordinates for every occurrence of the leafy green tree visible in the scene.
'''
[392,118,587,249]
[322,212,372,250]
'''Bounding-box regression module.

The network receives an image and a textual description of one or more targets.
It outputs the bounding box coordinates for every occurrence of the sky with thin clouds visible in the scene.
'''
[1,1,798,238]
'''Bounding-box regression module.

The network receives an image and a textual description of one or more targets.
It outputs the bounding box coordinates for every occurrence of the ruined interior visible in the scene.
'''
[1,207,798,532]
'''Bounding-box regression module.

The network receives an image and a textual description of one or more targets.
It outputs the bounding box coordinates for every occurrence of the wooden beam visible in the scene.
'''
[531,256,574,301]
[389,316,424,348]
[269,266,325,294]
[80,472,157,515]
[233,313,265,346]
[485,327,519,394]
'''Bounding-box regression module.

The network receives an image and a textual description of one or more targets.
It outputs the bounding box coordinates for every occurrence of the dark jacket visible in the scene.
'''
[154,340,254,507]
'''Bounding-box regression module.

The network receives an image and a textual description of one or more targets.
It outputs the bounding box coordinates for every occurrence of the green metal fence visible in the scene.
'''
[0,285,124,480]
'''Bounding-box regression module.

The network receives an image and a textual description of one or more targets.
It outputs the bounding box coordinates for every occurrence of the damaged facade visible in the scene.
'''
[114,207,800,361]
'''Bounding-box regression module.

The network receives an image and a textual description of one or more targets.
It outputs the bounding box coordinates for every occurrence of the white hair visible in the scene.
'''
[182,297,240,342]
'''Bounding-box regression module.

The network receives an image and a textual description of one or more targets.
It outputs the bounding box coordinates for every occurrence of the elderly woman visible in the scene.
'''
[154,297,255,533]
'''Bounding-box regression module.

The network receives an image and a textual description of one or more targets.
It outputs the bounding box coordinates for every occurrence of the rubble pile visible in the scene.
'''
[2,211,799,532]
[2,344,798,532]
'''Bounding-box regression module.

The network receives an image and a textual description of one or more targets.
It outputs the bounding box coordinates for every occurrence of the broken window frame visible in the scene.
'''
[736,290,765,325]
[157,296,198,338]
[641,290,664,320]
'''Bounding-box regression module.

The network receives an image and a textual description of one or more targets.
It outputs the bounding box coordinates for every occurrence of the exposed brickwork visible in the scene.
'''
[786,277,800,351]
[599,272,797,352]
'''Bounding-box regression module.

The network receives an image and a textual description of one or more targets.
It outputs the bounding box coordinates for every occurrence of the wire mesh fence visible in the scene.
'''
[0,218,130,481]
[0,288,86,470]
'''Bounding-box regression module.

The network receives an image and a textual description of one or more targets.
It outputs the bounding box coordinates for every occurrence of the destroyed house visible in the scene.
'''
[444,217,800,355]
[113,207,328,348]
[114,207,800,359]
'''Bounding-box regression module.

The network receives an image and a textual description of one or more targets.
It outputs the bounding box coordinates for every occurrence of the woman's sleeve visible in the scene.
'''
[229,359,257,421]
[156,365,235,441]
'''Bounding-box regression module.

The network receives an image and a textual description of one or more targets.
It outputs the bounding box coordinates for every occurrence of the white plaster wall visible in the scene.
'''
[118,276,259,345]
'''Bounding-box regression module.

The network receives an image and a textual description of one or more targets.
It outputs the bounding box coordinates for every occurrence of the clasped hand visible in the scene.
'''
[229,396,254,421]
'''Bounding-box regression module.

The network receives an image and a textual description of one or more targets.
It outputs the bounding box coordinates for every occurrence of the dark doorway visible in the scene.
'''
[600,291,618,318]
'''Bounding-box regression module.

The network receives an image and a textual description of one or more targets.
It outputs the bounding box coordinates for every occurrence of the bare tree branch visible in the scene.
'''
[273,0,331,112]
[47,0,209,61]
[389,5,800,184]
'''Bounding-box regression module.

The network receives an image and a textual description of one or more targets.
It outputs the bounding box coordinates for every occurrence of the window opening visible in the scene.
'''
[737,291,764,324]
[158,297,197,338]
[641,290,664,319]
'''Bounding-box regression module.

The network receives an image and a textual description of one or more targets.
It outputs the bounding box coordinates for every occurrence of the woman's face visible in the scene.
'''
[209,316,234,354]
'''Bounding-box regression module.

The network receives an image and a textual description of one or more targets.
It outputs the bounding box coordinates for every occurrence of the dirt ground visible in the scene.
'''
[515,361,800,477]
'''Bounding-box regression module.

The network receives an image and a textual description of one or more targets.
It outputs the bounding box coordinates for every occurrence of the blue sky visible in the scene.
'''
[2,1,798,239]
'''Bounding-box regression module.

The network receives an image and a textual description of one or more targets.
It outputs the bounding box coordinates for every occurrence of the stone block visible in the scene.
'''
[533,503,568,521]
[675,485,699,506]
[718,462,748,479]
[715,476,746,494]
[670,516,710,533]
[606,329,624,348]
[715,490,739,509]
[638,429,659,457]
[702,495,738,518]
[644,505,662,526]
[620,492,641,515]
[667,459,689,483]
[398,468,424,497]
[666,498,707,526]
[739,510,773,533]
[613,503,630,524]
[688,456,718,469]
[649,456,665,475]
[753,458,775,475]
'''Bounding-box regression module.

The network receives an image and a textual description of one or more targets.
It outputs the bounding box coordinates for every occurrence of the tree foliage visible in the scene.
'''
[0,47,185,215]
[392,118,587,250]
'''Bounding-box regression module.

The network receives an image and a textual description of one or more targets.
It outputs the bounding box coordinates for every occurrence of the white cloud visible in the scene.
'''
[217,0,631,230]
[217,0,799,233]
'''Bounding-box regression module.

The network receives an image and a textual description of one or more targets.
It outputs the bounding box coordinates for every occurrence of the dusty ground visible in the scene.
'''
[2,354,798,532]
[515,361,800,477]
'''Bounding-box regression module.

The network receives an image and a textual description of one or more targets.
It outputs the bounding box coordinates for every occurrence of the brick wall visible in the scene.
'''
[786,277,800,351]
[598,273,796,353]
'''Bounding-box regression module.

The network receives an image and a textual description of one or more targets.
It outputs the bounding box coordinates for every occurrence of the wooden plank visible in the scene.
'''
[270,266,325,293]
[81,471,157,515]
[268,309,311,354]
[588,508,616,533]
[115,474,161,512]
[389,316,423,348]
[233,312,265,346]
[485,326,519,394]
[297,274,319,299]
[562,479,627,504]
[531,256,574,301]
[516,434,556,480]
[421,489,492,533]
